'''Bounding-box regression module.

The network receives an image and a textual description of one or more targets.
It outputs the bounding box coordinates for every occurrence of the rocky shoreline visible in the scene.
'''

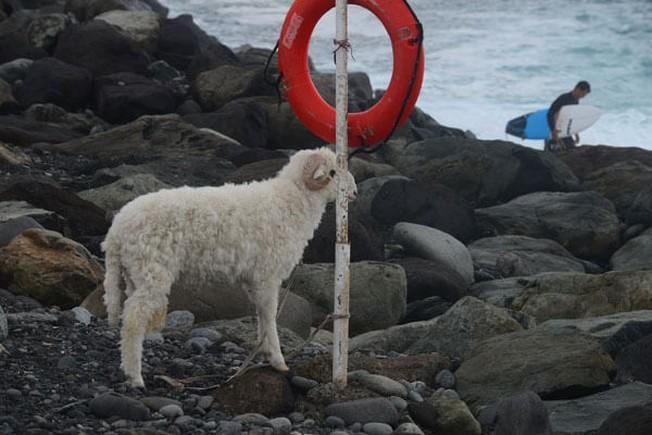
[1,0,652,434]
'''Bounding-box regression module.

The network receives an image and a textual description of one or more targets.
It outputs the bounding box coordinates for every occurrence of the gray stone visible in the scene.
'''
[495,391,552,435]
[351,296,522,356]
[457,327,616,411]
[394,422,425,435]
[190,327,223,343]
[475,191,620,261]
[218,420,243,435]
[71,306,93,325]
[470,235,585,278]
[546,382,652,435]
[159,403,184,419]
[435,369,456,389]
[610,227,652,271]
[140,396,182,411]
[90,393,151,421]
[78,173,170,213]
[0,306,7,341]
[362,422,394,435]
[348,370,408,398]
[165,310,195,329]
[291,261,407,336]
[269,417,292,434]
[538,310,652,355]
[0,216,43,247]
[392,222,474,285]
[324,397,400,425]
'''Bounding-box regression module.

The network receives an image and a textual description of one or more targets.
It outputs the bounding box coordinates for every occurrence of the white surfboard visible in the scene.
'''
[556,105,602,138]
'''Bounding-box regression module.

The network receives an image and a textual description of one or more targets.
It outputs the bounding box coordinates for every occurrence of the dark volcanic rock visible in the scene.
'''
[93,72,177,124]
[0,180,108,239]
[494,391,552,435]
[0,114,83,145]
[390,256,469,303]
[183,99,269,148]
[595,405,652,435]
[15,57,92,111]
[615,333,652,384]
[158,14,238,77]
[53,20,150,76]
[371,178,476,243]
[90,392,151,421]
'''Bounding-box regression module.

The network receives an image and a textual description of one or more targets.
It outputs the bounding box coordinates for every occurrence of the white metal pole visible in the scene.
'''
[333,0,350,389]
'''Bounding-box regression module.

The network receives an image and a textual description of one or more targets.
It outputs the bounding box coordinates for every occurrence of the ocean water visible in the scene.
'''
[162,0,652,149]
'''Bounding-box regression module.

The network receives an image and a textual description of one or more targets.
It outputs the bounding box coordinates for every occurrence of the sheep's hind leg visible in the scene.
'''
[120,270,172,388]
[252,283,288,372]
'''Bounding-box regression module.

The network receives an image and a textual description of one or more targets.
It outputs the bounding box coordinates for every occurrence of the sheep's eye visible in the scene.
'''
[329,169,336,177]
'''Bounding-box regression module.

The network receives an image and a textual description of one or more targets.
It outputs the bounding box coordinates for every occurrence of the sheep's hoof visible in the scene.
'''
[128,377,146,389]
[271,360,289,373]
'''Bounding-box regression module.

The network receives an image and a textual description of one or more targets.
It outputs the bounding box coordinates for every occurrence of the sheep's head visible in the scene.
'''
[300,148,357,202]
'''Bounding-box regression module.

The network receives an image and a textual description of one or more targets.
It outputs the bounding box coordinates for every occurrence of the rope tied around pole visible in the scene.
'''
[332,38,355,64]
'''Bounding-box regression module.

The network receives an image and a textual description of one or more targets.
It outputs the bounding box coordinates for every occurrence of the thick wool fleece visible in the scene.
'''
[102,147,357,387]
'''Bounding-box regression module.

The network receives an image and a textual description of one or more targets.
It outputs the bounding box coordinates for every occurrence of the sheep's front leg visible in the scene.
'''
[252,282,288,372]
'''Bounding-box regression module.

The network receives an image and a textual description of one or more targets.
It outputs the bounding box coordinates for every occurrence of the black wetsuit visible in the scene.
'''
[545,92,579,151]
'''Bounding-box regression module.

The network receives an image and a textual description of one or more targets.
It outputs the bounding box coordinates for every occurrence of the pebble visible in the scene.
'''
[324,397,399,426]
[269,417,292,433]
[5,389,22,401]
[89,393,151,421]
[219,420,243,435]
[348,370,408,398]
[388,396,408,412]
[70,307,93,325]
[288,412,305,423]
[290,375,319,392]
[325,415,346,428]
[174,415,196,427]
[190,327,223,343]
[196,395,214,410]
[363,422,394,435]
[144,332,165,344]
[140,396,182,411]
[56,356,77,370]
[407,390,424,402]
[233,413,270,426]
[160,404,184,419]
[184,336,212,354]
[165,311,195,329]
[435,369,456,389]
[394,422,426,435]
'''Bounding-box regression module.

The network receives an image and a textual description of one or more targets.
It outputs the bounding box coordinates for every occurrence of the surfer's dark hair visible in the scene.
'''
[576,81,591,93]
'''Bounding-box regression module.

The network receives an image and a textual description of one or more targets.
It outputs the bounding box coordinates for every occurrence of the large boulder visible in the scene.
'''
[610,227,652,271]
[378,137,579,207]
[557,145,652,219]
[64,0,161,22]
[92,72,177,124]
[389,257,470,303]
[0,180,109,242]
[53,20,150,76]
[456,327,616,410]
[370,178,476,243]
[475,191,622,261]
[0,229,103,308]
[469,235,585,279]
[14,57,92,111]
[0,114,84,145]
[391,222,474,286]
[49,114,240,187]
[157,14,238,76]
[183,99,269,148]
[538,310,652,356]
[95,10,160,52]
[350,296,523,357]
[545,382,652,435]
[510,271,652,323]
[77,173,170,213]
[192,65,274,111]
[290,261,407,336]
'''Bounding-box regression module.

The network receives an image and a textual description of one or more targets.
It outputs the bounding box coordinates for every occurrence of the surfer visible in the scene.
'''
[544,81,591,152]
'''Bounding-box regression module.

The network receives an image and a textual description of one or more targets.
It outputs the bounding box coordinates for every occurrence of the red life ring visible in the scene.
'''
[278,0,424,148]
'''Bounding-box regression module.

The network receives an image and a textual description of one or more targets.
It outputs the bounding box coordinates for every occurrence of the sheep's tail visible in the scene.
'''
[102,239,124,328]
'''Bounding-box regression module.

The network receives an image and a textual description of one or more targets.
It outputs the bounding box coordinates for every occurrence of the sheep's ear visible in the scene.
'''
[303,153,331,191]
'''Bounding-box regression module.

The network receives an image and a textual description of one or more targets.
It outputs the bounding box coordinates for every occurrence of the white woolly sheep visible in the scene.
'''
[102,147,357,388]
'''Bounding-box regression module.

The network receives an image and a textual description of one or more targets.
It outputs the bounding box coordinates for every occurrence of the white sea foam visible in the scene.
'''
[162,0,652,149]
